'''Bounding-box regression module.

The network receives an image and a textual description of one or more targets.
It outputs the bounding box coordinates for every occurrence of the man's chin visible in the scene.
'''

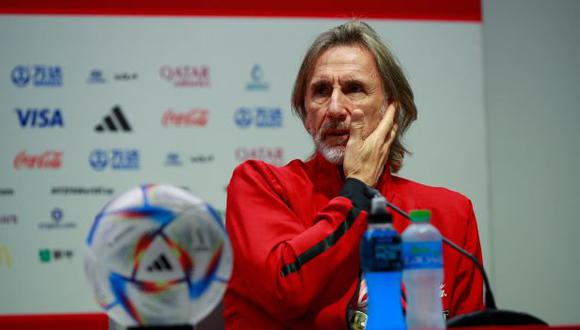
[318,145,345,165]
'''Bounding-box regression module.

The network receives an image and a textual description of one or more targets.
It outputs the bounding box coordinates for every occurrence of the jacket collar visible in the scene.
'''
[307,152,395,202]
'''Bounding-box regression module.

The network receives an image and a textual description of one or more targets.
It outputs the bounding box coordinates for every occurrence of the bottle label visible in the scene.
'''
[361,228,403,272]
[402,241,443,269]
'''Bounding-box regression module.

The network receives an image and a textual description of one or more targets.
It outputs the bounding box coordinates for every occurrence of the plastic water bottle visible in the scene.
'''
[402,210,445,330]
[360,195,406,330]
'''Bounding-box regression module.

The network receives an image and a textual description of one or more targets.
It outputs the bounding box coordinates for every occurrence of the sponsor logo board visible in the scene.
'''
[38,208,76,230]
[15,108,64,128]
[235,147,284,166]
[13,151,62,170]
[190,154,214,163]
[162,109,208,127]
[0,188,14,196]
[164,153,214,166]
[0,245,12,267]
[11,65,62,87]
[165,153,183,166]
[95,106,132,132]
[39,248,74,263]
[89,149,139,171]
[51,186,114,196]
[0,215,17,225]
[160,65,210,87]
[88,69,106,83]
[246,64,270,91]
[234,107,282,128]
[114,72,138,81]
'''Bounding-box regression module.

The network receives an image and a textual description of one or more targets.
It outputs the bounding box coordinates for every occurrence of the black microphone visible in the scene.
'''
[366,187,547,327]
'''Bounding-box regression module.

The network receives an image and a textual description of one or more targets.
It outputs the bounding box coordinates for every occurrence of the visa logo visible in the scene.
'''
[15,108,64,128]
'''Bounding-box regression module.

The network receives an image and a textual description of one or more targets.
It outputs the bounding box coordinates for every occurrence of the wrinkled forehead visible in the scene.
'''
[307,44,383,88]
[308,43,373,76]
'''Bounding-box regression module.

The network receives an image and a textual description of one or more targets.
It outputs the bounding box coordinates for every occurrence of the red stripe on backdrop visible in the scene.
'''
[0,0,481,22]
[0,313,108,330]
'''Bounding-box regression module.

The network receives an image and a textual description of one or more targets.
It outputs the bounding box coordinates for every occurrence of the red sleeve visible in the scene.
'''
[450,199,485,316]
[225,161,369,322]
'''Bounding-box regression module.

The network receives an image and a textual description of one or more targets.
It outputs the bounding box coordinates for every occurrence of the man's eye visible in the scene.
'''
[345,83,364,94]
[314,84,331,96]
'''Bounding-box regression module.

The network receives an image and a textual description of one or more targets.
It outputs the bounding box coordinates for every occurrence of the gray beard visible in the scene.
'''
[314,135,345,165]
[312,120,349,165]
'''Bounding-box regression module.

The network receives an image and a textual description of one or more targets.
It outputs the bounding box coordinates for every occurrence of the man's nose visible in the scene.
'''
[327,88,348,120]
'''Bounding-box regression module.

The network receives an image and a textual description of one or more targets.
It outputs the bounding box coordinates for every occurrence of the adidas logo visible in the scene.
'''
[146,253,173,272]
[95,105,132,132]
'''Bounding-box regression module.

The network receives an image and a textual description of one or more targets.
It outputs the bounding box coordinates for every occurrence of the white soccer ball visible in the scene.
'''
[84,184,232,326]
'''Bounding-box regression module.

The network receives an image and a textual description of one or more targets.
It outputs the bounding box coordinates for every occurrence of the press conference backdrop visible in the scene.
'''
[0,3,488,317]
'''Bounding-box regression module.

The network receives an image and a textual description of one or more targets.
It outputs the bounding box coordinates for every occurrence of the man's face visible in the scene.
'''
[304,45,387,164]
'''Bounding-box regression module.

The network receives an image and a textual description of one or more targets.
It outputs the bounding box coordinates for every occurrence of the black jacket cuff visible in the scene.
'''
[339,178,372,212]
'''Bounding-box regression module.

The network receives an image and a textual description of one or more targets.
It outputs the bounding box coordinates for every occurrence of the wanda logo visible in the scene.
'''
[13,151,62,169]
[162,109,208,127]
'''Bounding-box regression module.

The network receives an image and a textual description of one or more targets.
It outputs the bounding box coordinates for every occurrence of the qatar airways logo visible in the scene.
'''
[235,147,284,166]
[13,151,62,170]
[160,66,210,87]
[162,109,208,127]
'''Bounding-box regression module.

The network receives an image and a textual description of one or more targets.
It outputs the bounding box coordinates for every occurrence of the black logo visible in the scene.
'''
[51,186,113,196]
[146,254,173,272]
[0,188,14,196]
[95,106,132,132]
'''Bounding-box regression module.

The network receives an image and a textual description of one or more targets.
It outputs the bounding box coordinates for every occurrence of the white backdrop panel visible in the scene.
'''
[0,16,487,314]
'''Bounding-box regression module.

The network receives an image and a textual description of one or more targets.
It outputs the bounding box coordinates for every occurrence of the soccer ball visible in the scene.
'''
[84,184,232,326]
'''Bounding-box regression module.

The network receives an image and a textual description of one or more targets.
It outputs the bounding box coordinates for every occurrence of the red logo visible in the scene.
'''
[162,109,208,127]
[13,151,62,169]
[160,65,210,87]
[235,147,284,166]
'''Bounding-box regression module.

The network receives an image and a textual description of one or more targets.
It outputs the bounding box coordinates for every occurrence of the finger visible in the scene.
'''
[381,124,398,153]
[386,123,398,145]
[374,103,397,137]
[349,109,365,142]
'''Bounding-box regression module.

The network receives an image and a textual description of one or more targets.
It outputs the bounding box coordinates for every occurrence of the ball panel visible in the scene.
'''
[127,281,191,325]
[102,186,145,213]
[146,185,204,212]
[89,217,160,277]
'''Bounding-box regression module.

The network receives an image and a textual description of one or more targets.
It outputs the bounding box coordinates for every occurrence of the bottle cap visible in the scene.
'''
[409,209,431,223]
[368,195,392,224]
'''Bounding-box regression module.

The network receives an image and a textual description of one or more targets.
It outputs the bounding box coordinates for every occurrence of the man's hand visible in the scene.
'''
[343,103,398,187]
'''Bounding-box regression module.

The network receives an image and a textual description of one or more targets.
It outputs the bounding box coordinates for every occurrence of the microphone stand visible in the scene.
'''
[382,199,548,327]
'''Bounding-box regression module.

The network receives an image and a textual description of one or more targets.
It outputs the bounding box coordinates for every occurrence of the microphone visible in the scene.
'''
[367,188,547,327]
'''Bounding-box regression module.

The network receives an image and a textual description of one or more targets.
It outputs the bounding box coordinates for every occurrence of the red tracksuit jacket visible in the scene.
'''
[224,153,484,329]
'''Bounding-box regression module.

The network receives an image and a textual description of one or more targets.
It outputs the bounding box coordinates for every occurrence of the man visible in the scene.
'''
[224,20,483,329]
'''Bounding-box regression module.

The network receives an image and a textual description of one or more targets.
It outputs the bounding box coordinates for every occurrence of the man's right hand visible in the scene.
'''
[342,103,398,187]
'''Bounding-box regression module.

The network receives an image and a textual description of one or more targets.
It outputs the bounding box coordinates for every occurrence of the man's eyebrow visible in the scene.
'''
[309,79,330,87]
[309,75,367,86]
[342,77,366,85]
[309,75,331,85]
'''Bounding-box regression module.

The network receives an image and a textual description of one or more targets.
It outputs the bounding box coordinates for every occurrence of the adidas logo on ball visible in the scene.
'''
[146,253,173,272]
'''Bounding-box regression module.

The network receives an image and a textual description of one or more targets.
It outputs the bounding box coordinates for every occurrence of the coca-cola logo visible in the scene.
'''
[160,65,210,87]
[13,151,62,169]
[162,109,208,127]
[235,147,284,166]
